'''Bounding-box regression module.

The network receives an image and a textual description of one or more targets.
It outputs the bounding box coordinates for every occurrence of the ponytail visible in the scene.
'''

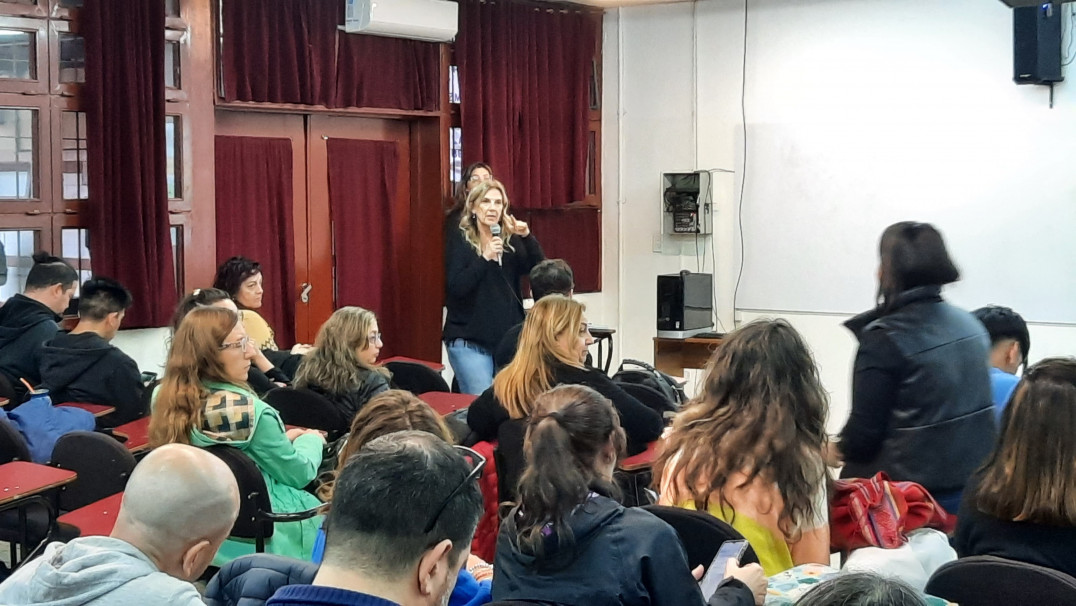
[511,385,625,559]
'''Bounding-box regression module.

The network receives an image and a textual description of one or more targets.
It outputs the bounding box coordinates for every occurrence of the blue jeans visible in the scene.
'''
[446,339,495,395]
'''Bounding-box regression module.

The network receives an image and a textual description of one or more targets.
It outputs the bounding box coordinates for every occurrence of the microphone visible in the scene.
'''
[490,223,502,266]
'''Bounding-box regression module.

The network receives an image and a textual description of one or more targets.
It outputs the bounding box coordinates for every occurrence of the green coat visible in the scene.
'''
[190,381,324,565]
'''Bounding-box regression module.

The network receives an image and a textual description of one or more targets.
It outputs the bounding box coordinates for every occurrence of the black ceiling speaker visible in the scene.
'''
[1013,3,1064,84]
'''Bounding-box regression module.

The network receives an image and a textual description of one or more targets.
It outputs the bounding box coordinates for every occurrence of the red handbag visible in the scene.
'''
[830,472,955,551]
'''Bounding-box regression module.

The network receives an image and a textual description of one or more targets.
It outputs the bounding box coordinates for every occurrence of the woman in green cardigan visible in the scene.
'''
[150,306,326,564]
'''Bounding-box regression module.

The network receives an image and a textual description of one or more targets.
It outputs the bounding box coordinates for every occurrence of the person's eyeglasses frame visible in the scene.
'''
[422,445,486,534]
[220,336,252,351]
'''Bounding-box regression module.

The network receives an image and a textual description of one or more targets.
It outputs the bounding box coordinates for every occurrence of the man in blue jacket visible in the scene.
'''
[0,252,79,402]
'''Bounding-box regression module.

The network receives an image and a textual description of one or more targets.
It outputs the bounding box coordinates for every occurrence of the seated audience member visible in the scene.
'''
[150,306,326,563]
[493,258,575,370]
[954,357,1076,578]
[656,320,830,575]
[311,390,492,606]
[468,295,661,451]
[0,443,240,605]
[266,431,483,606]
[494,384,766,606]
[293,307,390,420]
[972,305,1030,421]
[171,288,290,396]
[213,257,311,365]
[39,277,144,426]
[0,252,78,401]
[796,573,928,606]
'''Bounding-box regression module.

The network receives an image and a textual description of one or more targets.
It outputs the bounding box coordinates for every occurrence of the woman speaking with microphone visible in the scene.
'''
[444,179,544,395]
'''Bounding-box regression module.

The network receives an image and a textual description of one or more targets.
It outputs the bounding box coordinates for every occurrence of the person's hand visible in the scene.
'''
[291,343,313,355]
[286,428,325,442]
[482,237,504,262]
[467,554,494,582]
[822,438,844,468]
[725,561,767,606]
[691,565,704,581]
[506,214,530,237]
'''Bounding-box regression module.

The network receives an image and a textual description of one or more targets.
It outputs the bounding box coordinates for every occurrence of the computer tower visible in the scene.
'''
[1013,4,1063,84]
[657,271,713,338]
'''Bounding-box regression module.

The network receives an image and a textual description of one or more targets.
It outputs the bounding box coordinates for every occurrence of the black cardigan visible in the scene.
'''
[467,363,664,455]
[443,226,544,352]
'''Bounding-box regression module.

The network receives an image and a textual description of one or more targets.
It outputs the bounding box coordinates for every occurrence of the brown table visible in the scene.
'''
[112,417,150,454]
[653,335,724,377]
[59,492,123,537]
[58,402,116,418]
[618,440,661,472]
[0,462,77,506]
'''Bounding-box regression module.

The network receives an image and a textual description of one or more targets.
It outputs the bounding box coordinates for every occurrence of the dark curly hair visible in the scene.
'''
[212,256,261,305]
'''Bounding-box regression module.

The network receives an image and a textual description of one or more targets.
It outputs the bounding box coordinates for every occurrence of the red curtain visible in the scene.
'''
[220,0,338,105]
[221,0,441,111]
[326,139,403,359]
[456,0,599,211]
[83,0,176,327]
[335,33,441,111]
[214,136,298,348]
[518,208,602,293]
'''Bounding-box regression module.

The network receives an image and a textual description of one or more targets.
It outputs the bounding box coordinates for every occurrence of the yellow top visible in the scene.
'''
[241,309,278,351]
[677,500,795,576]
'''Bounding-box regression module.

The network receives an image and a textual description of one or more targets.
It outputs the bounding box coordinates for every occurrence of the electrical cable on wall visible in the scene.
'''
[1063,3,1076,67]
[732,0,748,321]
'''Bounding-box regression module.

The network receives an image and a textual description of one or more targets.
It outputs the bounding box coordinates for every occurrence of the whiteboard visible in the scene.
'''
[737,118,1076,324]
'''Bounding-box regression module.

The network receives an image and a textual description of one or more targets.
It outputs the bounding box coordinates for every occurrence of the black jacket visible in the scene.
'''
[839,286,995,495]
[39,332,144,427]
[443,227,544,352]
[467,363,664,455]
[304,370,390,422]
[0,294,61,400]
[493,494,754,606]
[205,553,318,606]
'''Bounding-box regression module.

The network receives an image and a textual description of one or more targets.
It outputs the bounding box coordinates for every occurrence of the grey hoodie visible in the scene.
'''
[0,536,205,606]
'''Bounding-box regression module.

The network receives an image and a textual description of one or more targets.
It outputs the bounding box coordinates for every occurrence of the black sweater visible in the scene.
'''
[0,294,61,400]
[955,473,1076,579]
[39,332,144,427]
[443,227,544,352]
[467,363,664,455]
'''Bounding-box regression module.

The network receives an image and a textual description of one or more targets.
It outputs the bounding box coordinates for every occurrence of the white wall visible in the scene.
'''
[602,0,1076,429]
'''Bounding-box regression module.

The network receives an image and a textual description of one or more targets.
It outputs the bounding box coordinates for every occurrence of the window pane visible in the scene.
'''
[585,129,596,196]
[0,1,40,6]
[449,65,460,104]
[164,40,180,89]
[170,224,183,294]
[589,58,600,111]
[58,0,84,7]
[0,107,36,199]
[165,115,180,198]
[0,228,38,302]
[449,127,462,186]
[58,33,85,83]
[0,29,35,81]
[61,110,88,200]
[60,227,92,288]
[165,0,180,17]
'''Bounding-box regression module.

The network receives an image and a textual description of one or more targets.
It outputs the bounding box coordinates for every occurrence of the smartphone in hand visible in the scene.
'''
[698,539,748,600]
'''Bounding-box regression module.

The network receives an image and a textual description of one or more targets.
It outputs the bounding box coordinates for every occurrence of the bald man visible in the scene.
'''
[0,443,240,605]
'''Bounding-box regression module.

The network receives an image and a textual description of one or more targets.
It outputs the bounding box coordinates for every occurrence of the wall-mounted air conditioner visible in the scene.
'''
[343,0,459,43]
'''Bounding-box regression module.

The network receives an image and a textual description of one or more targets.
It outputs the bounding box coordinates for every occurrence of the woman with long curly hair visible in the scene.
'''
[495,384,767,606]
[655,319,830,575]
[149,306,325,563]
[293,306,390,421]
[443,179,544,395]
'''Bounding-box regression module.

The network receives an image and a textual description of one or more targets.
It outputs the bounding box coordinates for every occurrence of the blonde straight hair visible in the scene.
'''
[493,295,585,418]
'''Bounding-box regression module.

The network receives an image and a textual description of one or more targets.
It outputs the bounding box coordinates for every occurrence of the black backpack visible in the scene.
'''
[612,359,687,412]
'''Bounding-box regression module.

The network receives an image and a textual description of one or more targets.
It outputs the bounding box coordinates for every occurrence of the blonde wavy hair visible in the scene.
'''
[150,307,245,447]
[493,295,586,418]
[457,179,515,255]
[293,306,389,395]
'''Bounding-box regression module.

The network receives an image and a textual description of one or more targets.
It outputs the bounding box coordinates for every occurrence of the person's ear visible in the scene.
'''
[1007,341,1022,368]
[416,539,453,598]
[180,539,214,581]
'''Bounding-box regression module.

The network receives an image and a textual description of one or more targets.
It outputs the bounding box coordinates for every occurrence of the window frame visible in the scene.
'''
[0,92,52,214]
[0,16,48,94]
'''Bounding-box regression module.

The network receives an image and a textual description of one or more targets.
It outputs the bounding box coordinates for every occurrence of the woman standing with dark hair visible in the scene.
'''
[494,384,767,606]
[955,357,1076,578]
[445,162,494,224]
[444,179,544,394]
[829,221,995,514]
